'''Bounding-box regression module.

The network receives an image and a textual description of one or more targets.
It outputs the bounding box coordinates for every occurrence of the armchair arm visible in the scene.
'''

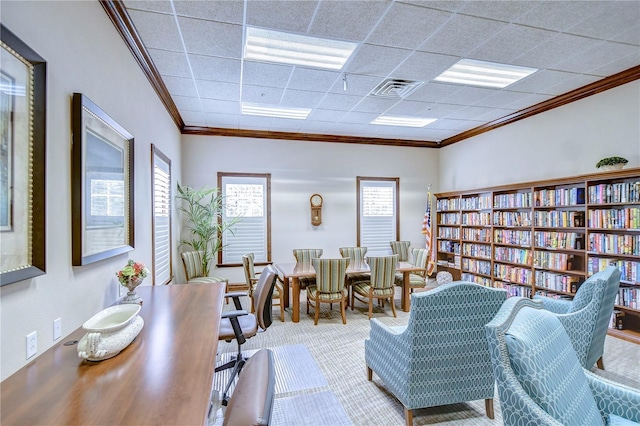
[532,295,572,314]
[585,370,640,423]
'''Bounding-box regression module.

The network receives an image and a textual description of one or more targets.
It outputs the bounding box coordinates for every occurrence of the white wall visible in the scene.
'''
[439,80,640,192]
[1,1,182,380]
[180,136,439,283]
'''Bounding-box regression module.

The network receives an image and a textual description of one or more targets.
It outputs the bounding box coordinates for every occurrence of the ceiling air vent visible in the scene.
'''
[369,79,424,99]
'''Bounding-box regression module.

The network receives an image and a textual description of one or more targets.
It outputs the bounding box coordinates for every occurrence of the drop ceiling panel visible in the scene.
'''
[119,0,640,145]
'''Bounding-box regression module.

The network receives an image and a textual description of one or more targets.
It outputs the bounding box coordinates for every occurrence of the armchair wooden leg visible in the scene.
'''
[390,295,397,317]
[341,299,347,324]
[404,407,413,426]
[485,398,494,419]
[314,299,320,325]
[597,356,604,370]
[368,298,373,319]
[350,290,355,310]
[367,366,373,381]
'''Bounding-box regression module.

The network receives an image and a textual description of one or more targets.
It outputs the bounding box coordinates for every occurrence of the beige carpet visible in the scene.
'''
[212,284,640,425]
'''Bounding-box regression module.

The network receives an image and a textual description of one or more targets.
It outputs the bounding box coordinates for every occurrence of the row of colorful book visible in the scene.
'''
[534,187,585,207]
[588,233,640,256]
[588,182,640,204]
[587,207,640,229]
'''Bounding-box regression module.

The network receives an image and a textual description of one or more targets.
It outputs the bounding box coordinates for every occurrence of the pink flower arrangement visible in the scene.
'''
[116,259,149,285]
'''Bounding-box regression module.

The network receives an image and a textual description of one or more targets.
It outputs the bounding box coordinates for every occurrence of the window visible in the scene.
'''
[357,177,399,256]
[151,145,172,285]
[218,173,271,265]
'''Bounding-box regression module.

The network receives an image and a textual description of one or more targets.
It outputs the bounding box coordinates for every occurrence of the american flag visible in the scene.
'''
[422,191,437,276]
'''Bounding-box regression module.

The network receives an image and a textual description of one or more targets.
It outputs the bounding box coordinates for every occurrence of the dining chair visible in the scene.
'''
[293,248,323,288]
[395,247,428,291]
[306,257,350,325]
[389,241,411,261]
[339,246,370,301]
[242,253,285,322]
[351,255,398,319]
[180,250,229,286]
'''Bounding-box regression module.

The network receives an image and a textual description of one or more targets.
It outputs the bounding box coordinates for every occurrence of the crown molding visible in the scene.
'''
[101,1,638,149]
[100,0,184,129]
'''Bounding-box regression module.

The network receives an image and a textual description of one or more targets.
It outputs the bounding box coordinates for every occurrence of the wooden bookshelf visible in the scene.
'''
[435,168,640,344]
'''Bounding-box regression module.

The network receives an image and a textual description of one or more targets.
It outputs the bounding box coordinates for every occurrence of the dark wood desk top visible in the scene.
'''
[1,283,225,426]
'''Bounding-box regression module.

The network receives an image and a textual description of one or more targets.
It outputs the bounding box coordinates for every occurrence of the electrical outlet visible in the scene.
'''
[53,318,62,341]
[26,331,37,359]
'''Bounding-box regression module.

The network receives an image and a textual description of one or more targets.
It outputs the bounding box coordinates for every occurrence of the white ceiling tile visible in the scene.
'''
[345,44,413,77]
[428,118,484,131]
[124,0,173,14]
[474,107,517,122]
[242,62,293,88]
[402,1,465,13]
[241,85,285,104]
[543,74,603,96]
[513,1,607,32]
[390,51,459,82]
[590,54,640,77]
[447,105,496,120]
[307,109,347,122]
[512,33,600,69]
[503,93,553,111]
[190,54,241,83]
[506,69,578,95]
[196,80,240,101]
[472,90,532,108]
[174,0,244,24]
[179,17,243,58]
[341,111,381,124]
[205,112,239,128]
[246,1,318,33]
[422,103,465,118]
[238,115,273,130]
[148,48,190,78]
[309,1,391,41]
[328,74,383,96]
[201,99,239,115]
[457,1,538,22]
[611,25,640,45]
[317,93,363,111]
[386,100,434,116]
[351,96,400,114]
[162,76,197,98]
[565,2,640,40]
[172,95,201,112]
[440,87,497,106]
[418,14,507,57]
[128,10,183,52]
[468,24,557,64]
[288,68,341,92]
[553,41,640,75]
[269,118,305,132]
[420,128,459,141]
[406,82,460,103]
[280,89,325,108]
[180,110,206,125]
[367,2,452,49]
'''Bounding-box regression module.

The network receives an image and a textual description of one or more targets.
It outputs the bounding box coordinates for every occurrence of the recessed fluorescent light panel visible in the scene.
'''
[244,27,358,70]
[241,103,311,120]
[434,59,537,88]
[371,115,437,128]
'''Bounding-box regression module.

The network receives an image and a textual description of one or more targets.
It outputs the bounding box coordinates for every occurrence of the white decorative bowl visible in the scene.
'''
[77,304,144,361]
[599,164,625,171]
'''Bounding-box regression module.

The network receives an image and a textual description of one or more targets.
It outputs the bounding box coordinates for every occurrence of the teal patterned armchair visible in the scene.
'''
[364,282,507,426]
[533,266,621,369]
[486,297,640,426]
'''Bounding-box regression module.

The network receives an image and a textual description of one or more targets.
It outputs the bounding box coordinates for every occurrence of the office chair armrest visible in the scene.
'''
[225,291,248,299]
[221,309,249,319]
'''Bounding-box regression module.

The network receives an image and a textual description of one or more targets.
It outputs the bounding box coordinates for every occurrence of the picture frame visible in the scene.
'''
[0,25,46,286]
[72,93,134,266]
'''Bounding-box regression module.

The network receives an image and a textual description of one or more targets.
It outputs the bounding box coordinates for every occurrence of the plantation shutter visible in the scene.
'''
[221,175,268,264]
[152,146,172,285]
[360,180,398,256]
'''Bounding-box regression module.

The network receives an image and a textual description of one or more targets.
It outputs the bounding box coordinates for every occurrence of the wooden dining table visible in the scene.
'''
[273,260,425,322]
[1,283,226,426]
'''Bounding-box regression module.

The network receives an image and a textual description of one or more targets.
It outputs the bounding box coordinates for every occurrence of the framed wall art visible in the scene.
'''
[0,24,46,286]
[72,93,134,266]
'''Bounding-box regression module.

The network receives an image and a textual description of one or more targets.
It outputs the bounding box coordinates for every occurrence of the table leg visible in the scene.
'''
[292,277,300,323]
[401,271,411,311]
[281,276,290,308]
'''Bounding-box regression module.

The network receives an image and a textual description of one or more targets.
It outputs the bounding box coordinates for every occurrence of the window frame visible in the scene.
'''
[356,177,400,253]
[217,172,271,267]
[151,144,172,285]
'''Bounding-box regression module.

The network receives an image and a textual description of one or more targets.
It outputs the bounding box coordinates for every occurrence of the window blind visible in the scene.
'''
[152,146,171,285]
[360,180,398,256]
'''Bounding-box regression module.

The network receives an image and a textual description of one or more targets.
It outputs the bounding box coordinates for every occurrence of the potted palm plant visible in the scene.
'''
[175,183,239,276]
[596,156,628,171]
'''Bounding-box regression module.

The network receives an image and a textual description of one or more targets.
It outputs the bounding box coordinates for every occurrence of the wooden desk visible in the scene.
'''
[274,261,424,322]
[1,283,225,426]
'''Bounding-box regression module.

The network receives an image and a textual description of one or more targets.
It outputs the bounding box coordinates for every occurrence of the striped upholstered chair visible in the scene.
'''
[306,257,350,325]
[180,251,228,287]
[389,241,411,261]
[339,246,370,290]
[532,265,621,369]
[486,297,640,426]
[394,247,428,291]
[351,255,398,319]
[293,248,323,289]
[365,282,507,426]
[242,253,285,322]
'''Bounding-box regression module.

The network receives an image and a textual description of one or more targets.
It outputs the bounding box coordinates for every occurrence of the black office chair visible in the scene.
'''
[215,265,278,405]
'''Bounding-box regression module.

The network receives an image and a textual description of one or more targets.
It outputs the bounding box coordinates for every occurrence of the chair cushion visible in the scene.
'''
[394,273,425,287]
[307,286,347,301]
[352,282,394,297]
[607,414,638,426]
[188,276,228,285]
[219,314,258,341]
[505,306,603,426]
